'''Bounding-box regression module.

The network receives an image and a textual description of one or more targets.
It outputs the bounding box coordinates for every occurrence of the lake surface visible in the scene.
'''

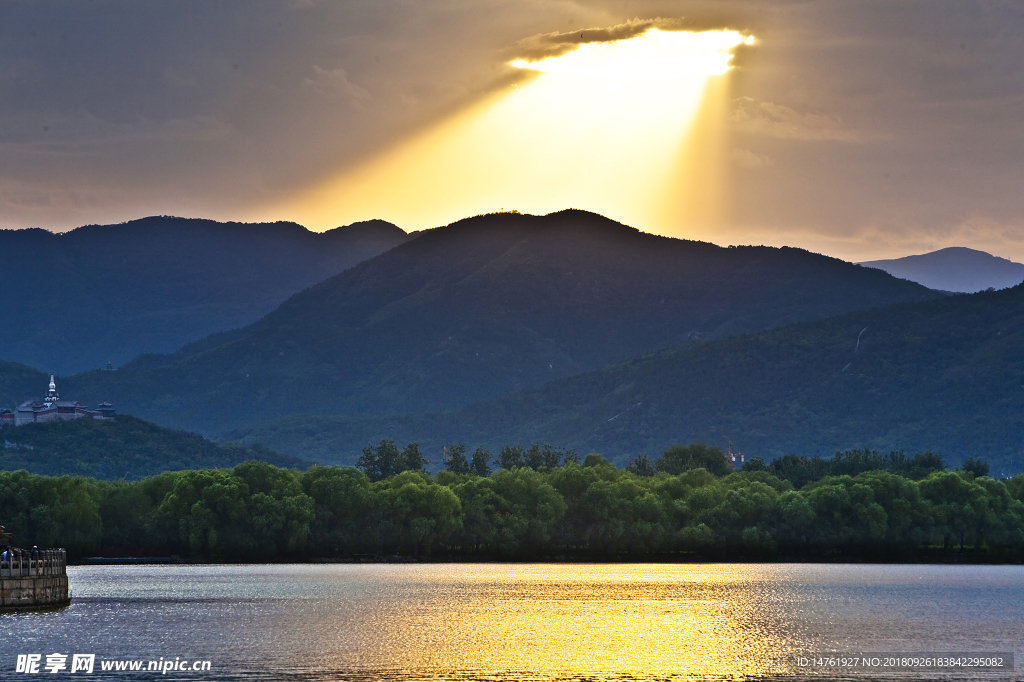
[1,564,1022,681]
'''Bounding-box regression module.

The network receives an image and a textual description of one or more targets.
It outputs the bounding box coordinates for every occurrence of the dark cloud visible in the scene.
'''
[512,13,758,61]
[514,17,682,60]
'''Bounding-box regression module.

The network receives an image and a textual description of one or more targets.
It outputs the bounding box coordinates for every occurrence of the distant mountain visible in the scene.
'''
[232,284,1024,475]
[0,216,408,374]
[859,247,1024,293]
[59,210,940,435]
[1,414,309,480]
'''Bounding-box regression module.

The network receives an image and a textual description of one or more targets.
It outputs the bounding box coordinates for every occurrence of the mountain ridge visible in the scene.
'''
[860,246,1024,293]
[0,216,409,373]
[52,209,941,435]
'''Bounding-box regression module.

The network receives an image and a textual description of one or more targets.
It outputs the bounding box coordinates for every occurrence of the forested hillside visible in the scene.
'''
[0,360,48,413]
[232,284,1024,475]
[0,216,407,373]
[0,415,307,479]
[60,210,939,434]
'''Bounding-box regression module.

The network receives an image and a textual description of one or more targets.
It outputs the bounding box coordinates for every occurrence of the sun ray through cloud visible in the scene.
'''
[258,28,751,234]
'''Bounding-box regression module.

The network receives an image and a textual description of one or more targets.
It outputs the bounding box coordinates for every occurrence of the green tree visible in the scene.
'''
[0,470,35,547]
[445,444,471,475]
[357,439,401,482]
[771,490,815,550]
[570,476,670,554]
[627,455,656,477]
[904,452,946,479]
[582,454,613,468]
[657,443,729,477]
[802,477,888,551]
[467,468,567,556]
[693,478,781,552]
[400,443,428,473]
[451,476,506,553]
[357,440,426,481]
[678,522,717,551]
[375,472,461,557]
[919,471,979,550]
[301,466,374,555]
[498,445,524,470]
[959,457,990,478]
[765,454,831,488]
[919,471,1007,552]
[848,470,929,551]
[232,461,315,555]
[155,470,252,557]
[471,447,492,477]
[1006,473,1024,502]
[524,444,544,470]
[98,481,157,553]
[39,476,103,556]
[741,457,768,472]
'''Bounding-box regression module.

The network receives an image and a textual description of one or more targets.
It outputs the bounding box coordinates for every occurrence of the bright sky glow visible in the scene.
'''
[259,29,750,234]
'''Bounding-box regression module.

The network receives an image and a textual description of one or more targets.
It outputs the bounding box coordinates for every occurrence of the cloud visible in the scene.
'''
[730,148,774,169]
[1,0,1023,258]
[0,174,128,217]
[851,215,1024,262]
[730,97,861,141]
[512,16,747,61]
[1,113,233,156]
[900,216,1024,261]
[303,65,371,105]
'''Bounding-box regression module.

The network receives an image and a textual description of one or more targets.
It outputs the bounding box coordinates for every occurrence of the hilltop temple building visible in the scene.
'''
[0,376,114,427]
[726,442,746,471]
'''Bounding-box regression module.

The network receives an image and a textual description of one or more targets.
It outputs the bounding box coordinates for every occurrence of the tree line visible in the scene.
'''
[2,441,1023,562]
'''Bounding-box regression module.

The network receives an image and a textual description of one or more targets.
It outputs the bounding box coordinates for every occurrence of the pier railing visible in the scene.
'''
[0,549,67,578]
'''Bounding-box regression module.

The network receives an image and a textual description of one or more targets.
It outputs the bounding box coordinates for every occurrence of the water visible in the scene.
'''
[1,563,1022,681]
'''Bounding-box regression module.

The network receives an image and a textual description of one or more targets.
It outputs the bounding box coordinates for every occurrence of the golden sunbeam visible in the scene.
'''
[258,28,751,234]
[662,74,732,232]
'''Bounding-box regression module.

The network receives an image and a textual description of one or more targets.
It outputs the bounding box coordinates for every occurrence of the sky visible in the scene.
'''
[2,0,1023,262]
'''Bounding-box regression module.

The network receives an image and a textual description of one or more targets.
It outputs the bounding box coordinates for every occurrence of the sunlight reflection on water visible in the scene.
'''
[1,564,1021,681]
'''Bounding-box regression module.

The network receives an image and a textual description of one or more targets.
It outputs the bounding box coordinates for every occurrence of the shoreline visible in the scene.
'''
[69,555,1024,566]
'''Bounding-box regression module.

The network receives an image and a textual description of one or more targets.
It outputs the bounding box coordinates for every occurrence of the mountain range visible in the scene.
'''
[229,283,1024,475]
[45,210,941,435]
[860,247,1024,293]
[3,209,1020,479]
[0,216,408,374]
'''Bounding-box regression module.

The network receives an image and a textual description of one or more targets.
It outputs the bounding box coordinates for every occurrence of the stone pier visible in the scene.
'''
[1,549,70,610]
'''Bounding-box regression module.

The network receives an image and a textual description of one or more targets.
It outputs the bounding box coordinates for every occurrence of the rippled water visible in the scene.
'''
[1,564,1022,681]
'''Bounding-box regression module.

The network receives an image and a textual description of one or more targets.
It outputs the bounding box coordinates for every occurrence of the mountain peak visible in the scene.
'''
[68,210,939,434]
[0,216,408,373]
[324,218,405,236]
[860,247,1024,292]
